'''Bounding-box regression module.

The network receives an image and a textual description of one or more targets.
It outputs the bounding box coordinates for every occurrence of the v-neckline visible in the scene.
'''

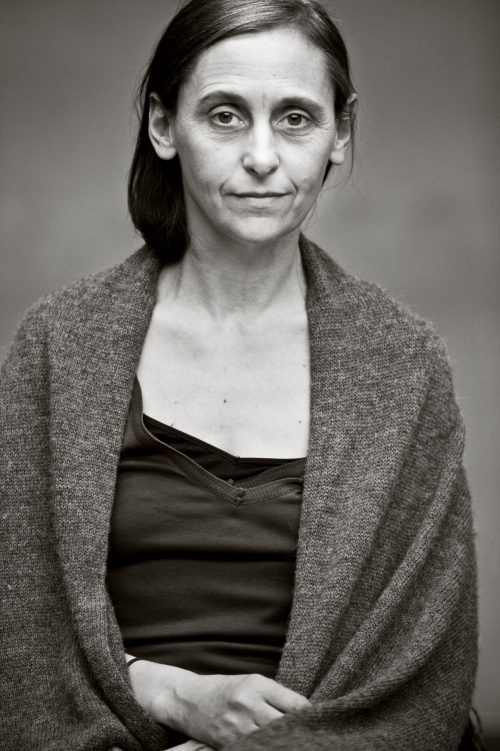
[130,377,306,506]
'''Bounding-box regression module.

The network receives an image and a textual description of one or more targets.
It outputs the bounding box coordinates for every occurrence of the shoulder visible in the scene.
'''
[37,246,157,315]
[302,236,451,378]
[303,237,461,432]
[2,246,160,379]
[8,247,159,339]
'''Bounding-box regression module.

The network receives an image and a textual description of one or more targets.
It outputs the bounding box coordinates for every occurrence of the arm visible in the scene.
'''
[216,350,477,751]
[0,307,163,751]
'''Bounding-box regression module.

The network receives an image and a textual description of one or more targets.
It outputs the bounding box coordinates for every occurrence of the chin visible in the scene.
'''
[222,216,300,248]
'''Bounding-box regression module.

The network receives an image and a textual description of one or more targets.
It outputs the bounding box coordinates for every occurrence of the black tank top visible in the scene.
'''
[106,379,305,677]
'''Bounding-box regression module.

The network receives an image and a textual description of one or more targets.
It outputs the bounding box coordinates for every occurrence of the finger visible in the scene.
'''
[166,742,215,751]
[262,682,311,713]
[254,704,286,727]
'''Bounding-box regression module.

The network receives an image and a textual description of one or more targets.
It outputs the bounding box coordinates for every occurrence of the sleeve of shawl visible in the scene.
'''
[221,340,478,751]
[0,305,166,751]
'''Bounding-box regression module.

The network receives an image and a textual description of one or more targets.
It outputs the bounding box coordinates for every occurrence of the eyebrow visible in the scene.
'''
[196,89,328,117]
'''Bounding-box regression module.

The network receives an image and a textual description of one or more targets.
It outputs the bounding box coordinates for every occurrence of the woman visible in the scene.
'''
[0,1,478,750]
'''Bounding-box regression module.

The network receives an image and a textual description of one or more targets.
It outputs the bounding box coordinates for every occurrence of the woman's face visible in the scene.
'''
[149,27,350,250]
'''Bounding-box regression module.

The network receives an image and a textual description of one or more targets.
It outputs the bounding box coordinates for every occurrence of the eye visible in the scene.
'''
[285,113,307,127]
[278,111,313,133]
[210,109,244,129]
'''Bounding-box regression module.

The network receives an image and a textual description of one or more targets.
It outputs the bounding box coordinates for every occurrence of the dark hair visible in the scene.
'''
[128,0,356,261]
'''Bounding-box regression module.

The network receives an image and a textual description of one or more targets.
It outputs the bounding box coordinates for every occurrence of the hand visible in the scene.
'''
[168,742,215,751]
[156,671,311,749]
[110,742,215,751]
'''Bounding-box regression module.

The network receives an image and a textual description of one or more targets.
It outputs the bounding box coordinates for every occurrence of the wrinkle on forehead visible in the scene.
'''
[184,28,333,105]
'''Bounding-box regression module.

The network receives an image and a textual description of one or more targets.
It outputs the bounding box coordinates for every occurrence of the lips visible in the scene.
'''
[233,192,288,198]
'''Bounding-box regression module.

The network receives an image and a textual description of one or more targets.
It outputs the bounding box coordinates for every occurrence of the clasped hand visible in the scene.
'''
[129,661,311,749]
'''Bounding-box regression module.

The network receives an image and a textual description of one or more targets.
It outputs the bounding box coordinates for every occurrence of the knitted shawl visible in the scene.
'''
[0,238,477,751]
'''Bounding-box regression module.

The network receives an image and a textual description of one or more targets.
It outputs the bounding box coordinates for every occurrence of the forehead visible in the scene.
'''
[182,27,333,104]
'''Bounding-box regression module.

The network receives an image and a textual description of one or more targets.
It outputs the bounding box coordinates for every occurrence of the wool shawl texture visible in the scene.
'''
[0,238,477,751]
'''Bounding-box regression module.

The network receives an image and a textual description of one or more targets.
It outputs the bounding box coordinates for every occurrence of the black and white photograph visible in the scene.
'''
[1,1,498,749]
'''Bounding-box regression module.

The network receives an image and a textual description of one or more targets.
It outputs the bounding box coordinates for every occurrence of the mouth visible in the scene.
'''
[233,192,289,198]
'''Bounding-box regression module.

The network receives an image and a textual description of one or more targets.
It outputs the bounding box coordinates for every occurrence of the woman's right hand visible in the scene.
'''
[128,660,310,749]
[164,671,310,748]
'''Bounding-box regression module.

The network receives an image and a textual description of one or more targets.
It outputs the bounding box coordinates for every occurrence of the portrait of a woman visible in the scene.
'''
[0,1,480,749]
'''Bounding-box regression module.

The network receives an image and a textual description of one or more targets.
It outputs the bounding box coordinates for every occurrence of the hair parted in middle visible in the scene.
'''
[128,0,356,262]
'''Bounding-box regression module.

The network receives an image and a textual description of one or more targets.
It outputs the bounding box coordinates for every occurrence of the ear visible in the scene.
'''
[148,92,177,160]
[330,93,357,166]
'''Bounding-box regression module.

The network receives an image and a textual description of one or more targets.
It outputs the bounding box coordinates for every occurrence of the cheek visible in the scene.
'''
[174,125,221,181]
[289,141,333,193]
[182,142,233,192]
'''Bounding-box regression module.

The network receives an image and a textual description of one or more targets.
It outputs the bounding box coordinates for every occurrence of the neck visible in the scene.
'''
[157,231,307,322]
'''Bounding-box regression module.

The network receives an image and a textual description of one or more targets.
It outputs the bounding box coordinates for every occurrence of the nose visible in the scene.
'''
[242,123,279,177]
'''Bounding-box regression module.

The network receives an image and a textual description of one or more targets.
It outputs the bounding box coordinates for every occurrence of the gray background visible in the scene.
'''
[1,0,498,736]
